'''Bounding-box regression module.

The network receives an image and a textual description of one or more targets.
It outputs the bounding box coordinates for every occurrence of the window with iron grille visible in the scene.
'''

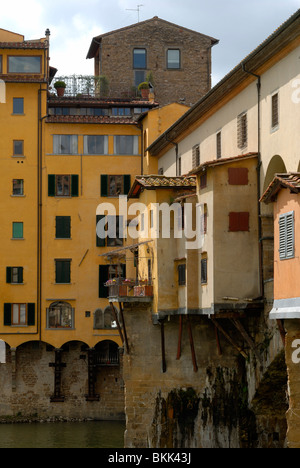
[192,144,200,168]
[271,92,279,129]
[237,112,247,149]
[279,211,294,260]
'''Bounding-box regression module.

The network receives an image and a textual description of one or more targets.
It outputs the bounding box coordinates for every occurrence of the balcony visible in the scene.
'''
[106,278,153,303]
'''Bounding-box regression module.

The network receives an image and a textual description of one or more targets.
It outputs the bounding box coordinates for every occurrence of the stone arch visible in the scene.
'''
[95,339,120,366]
[263,155,287,193]
[103,305,118,329]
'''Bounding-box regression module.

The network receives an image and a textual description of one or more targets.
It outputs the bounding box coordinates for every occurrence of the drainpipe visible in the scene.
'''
[242,64,264,298]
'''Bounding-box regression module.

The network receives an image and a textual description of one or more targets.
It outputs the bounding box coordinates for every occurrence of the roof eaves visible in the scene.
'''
[147,8,300,157]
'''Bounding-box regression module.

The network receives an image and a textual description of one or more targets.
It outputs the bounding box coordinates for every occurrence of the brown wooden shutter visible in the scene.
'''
[228,168,248,185]
[229,212,249,232]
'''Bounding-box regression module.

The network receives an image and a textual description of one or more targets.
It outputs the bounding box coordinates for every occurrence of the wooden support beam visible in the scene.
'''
[160,320,167,373]
[85,348,100,402]
[187,316,198,373]
[176,315,183,360]
[119,302,130,354]
[277,319,286,346]
[214,324,222,356]
[110,302,124,344]
[49,349,66,402]
[211,317,248,359]
[231,318,261,362]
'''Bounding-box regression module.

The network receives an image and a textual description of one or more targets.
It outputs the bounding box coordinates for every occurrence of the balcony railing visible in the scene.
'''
[105,278,153,301]
[51,75,143,99]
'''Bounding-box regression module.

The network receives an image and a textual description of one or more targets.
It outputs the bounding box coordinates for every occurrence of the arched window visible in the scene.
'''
[47,302,74,329]
[93,309,103,329]
[103,306,118,329]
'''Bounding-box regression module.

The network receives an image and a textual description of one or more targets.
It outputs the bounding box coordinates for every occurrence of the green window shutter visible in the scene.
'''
[56,260,71,283]
[18,267,23,284]
[96,215,106,247]
[13,222,23,239]
[71,175,79,197]
[4,304,12,326]
[6,267,12,284]
[56,216,71,239]
[124,175,131,195]
[27,303,35,326]
[48,175,56,196]
[101,175,108,197]
[99,265,109,298]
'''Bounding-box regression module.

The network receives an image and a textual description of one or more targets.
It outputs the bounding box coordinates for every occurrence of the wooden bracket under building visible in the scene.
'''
[210,317,248,359]
[176,315,198,373]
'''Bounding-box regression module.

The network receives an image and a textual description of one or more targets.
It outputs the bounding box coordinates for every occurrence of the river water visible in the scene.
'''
[0,421,125,448]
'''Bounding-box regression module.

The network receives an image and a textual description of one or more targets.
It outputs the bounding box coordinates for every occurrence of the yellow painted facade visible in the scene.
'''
[0,31,189,351]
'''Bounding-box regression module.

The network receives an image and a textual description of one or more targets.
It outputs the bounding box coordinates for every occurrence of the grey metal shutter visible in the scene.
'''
[279,211,294,260]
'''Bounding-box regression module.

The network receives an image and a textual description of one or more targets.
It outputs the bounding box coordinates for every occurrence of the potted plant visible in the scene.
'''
[54,81,66,97]
[138,82,150,99]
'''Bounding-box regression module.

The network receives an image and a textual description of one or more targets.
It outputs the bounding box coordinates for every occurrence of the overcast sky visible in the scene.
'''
[1,0,299,85]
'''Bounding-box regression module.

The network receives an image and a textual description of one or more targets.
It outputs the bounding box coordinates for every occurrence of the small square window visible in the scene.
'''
[12,179,24,196]
[12,222,23,239]
[13,98,24,115]
[13,140,24,156]
[167,49,180,69]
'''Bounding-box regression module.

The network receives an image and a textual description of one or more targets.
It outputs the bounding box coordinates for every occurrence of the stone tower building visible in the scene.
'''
[87,16,218,106]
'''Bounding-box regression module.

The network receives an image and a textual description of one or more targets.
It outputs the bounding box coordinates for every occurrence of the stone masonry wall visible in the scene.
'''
[100,18,214,106]
[0,341,125,422]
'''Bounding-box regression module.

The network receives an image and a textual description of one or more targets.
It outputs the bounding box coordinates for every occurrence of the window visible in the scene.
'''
[48,175,79,197]
[0,56,2,73]
[133,48,146,69]
[178,264,186,286]
[201,255,207,284]
[216,131,222,159]
[8,56,41,73]
[200,205,207,235]
[12,179,24,196]
[192,144,200,169]
[229,212,250,232]
[134,71,145,87]
[13,140,24,156]
[200,171,207,189]
[56,216,71,239]
[53,135,78,155]
[84,135,108,155]
[101,175,131,197]
[6,267,23,284]
[47,301,73,329]
[167,49,181,69]
[112,108,131,117]
[13,98,24,115]
[12,222,23,239]
[96,216,124,247]
[55,260,71,284]
[271,92,279,129]
[114,135,139,155]
[237,112,247,149]
[4,303,35,327]
[279,211,294,260]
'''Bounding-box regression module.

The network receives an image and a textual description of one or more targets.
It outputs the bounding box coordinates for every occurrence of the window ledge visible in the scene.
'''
[11,238,25,241]
[11,195,26,198]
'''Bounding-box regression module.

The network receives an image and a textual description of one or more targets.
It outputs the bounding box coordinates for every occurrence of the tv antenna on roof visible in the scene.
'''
[126,4,144,22]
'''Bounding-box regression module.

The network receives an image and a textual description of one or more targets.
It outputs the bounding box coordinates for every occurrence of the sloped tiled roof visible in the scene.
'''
[46,115,137,124]
[260,173,300,203]
[189,152,258,174]
[0,41,47,49]
[128,175,196,198]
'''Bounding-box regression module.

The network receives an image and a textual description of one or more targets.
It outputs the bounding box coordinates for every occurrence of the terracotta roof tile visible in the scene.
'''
[128,175,196,198]
[260,173,300,203]
[46,115,137,124]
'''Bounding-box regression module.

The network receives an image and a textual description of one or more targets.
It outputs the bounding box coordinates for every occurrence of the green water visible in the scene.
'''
[0,421,125,448]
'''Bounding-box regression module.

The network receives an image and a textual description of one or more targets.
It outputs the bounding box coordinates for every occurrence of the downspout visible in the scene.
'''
[242,64,264,298]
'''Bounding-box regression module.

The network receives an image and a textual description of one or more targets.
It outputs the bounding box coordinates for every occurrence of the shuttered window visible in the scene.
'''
[55,260,71,284]
[279,211,294,260]
[271,92,279,129]
[229,212,249,232]
[192,144,200,169]
[237,112,247,149]
[48,175,79,197]
[56,216,71,239]
[101,175,131,197]
[4,303,35,326]
[6,267,23,284]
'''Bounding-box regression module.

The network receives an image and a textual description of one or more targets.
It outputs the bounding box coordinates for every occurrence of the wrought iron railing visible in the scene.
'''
[51,74,110,97]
